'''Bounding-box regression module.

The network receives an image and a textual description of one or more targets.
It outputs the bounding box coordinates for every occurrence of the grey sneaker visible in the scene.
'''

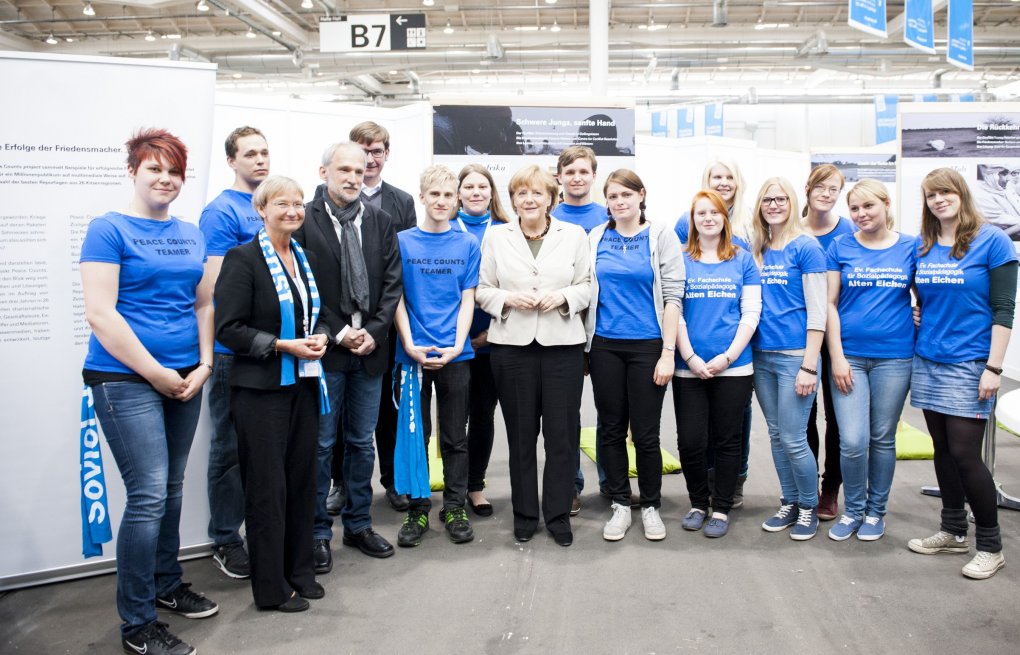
[603,502,632,541]
[962,550,1005,579]
[908,530,970,555]
[641,506,666,541]
[212,542,250,579]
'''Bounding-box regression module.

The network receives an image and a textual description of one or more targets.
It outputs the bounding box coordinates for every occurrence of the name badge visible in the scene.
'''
[299,360,322,378]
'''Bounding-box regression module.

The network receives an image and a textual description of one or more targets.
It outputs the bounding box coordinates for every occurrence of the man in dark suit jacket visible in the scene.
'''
[295,141,402,569]
[349,121,419,512]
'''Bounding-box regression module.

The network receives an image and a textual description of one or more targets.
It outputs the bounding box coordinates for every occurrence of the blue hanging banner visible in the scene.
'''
[676,107,695,138]
[953,94,975,102]
[914,94,939,102]
[704,103,724,137]
[903,0,935,54]
[947,0,974,71]
[874,95,898,144]
[848,0,888,38]
[650,111,668,137]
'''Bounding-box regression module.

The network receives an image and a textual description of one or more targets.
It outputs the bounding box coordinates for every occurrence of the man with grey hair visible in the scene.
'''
[296,142,402,571]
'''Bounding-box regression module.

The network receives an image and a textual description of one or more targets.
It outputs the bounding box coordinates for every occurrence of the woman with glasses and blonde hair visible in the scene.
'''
[751,177,828,541]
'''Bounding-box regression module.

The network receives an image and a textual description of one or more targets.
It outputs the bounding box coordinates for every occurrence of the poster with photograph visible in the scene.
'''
[899,106,1020,245]
[432,103,635,211]
[810,150,898,220]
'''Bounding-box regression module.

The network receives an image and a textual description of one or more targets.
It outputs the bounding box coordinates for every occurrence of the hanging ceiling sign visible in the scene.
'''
[320,14,427,53]
[847,0,888,38]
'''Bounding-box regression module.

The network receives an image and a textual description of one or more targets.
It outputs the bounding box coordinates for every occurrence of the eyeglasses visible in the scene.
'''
[271,200,304,210]
[811,184,841,196]
[760,196,789,207]
[363,148,386,159]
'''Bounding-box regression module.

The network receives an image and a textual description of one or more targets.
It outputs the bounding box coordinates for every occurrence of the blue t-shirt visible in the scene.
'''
[594,226,660,340]
[914,224,1018,363]
[452,211,494,354]
[813,216,856,253]
[679,249,761,369]
[552,201,606,234]
[827,233,916,359]
[81,212,207,373]
[674,211,750,250]
[200,188,263,354]
[395,227,481,364]
[753,234,827,350]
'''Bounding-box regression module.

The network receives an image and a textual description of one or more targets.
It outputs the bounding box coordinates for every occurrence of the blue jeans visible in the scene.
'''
[753,351,818,508]
[829,356,911,519]
[314,360,383,539]
[206,353,245,547]
[92,380,203,637]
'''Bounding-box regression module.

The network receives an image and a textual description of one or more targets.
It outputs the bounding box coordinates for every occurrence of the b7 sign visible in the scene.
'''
[320,14,427,53]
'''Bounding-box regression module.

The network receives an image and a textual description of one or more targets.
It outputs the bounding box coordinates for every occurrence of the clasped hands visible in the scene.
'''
[503,291,567,313]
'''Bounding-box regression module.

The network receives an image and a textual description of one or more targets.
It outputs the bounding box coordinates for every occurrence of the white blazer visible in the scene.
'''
[476,217,591,346]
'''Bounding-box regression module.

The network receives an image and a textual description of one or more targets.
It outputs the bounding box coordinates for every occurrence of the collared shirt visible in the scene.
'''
[361,180,383,197]
[323,198,366,336]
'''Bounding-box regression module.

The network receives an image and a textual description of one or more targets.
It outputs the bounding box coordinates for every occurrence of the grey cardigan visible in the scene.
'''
[583,220,685,351]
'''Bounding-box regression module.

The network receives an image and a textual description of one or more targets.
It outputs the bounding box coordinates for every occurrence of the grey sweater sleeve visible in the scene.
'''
[990,261,1018,328]
[803,272,827,332]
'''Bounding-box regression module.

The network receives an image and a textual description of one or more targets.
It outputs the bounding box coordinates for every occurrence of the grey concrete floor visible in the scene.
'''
[3,377,1020,654]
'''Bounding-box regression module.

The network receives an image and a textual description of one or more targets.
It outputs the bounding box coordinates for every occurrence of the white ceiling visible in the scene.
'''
[2,0,1019,104]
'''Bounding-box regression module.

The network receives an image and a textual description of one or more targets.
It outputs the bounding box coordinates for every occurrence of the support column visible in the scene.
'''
[589,0,609,96]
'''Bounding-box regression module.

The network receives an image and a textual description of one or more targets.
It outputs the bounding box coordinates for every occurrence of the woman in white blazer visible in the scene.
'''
[476,165,591,547]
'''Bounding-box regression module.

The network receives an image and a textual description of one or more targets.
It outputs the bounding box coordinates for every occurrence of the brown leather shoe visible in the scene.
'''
[570,494,581,516]
[817,489,839,521]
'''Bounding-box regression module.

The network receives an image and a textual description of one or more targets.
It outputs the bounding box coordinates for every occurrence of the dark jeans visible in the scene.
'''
[589,337,667,509]
[674,375,754,513]
[413,360,470,511]
[491,342,584,536]
[232,380,318,608]
[706,397,753,477]
[808,347,843,494]
[206,353,245,548]
[468,354,499,492]
[923,409,1002,553]
[91,380,202,637]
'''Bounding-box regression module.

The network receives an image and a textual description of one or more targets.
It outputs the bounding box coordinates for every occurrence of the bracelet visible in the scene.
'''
[663,344,676,352]
[272,338,279,355]
[724,353,732,365]
[684,353,697,364]
[200,362,214,373]
[799,365,817,376]
[986,364,1003,375]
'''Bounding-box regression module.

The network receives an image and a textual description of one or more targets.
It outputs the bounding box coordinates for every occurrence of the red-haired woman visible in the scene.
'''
[81,129,217,655]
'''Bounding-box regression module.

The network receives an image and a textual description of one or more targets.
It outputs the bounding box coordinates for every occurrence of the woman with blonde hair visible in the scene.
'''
[908,167,1016,579]
[751,176,828,541]
[824,178,915,542]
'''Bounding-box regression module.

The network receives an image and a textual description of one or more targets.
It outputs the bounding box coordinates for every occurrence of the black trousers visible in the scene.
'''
[674,375,754,513]
[491,342,584,536]
[468,353,499,492]
[375,325,401,489]
[413,361,471,512]
[589,337,667,508]
[807,347,843,493]
[232,379,318,608]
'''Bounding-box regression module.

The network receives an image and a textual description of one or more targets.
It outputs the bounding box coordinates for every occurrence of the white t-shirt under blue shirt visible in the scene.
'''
[679,248,761,369]
[594,226,660,340]
[552,201,606,234]
[827,232,916,359]
[81,212,207,373]
[753,234,827,351]
[395,227,481,365]
[914,223,1018,363]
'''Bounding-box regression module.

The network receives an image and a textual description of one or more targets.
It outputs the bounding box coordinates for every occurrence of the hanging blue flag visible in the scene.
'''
[651,111,668,137]
[848,0,888,37]
[80,386,112,558]
[676,107,695,138]
[874,95,898,144]
[947,0,974,71]
[704,103,724,137]
[392,363,430,499]
[904,0,935,54]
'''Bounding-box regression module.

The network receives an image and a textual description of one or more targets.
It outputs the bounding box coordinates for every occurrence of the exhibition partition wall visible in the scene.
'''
[0,52,216,590]
[809,147,899,220]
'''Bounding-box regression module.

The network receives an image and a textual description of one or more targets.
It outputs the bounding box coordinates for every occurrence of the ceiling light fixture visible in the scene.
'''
[166,33,182,39]
[233,72,242,79]
[82,2,95,16]
[46,33,58,45]
[422,0,435,6]
[301,0,313,8]
[545,0,557,4]
[444,21,454,34]
[145,30,156,41]
[245,28,257,39]
[65,36,75,42]
[550,20,561,33]
[197,0,209,12]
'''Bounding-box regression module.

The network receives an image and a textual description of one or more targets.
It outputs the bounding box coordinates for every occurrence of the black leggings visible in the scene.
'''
[922,409,1001,553]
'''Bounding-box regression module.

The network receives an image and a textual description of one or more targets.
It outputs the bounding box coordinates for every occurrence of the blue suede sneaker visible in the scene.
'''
[761,501,799,532]
[790,505,819,541]
[681,508,707,531]
[857,515,885,541]
[828,515,862,541]
[703,516,730,538]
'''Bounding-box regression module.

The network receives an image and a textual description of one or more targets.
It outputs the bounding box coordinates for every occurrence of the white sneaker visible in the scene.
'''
[602,502,632,541]
[962,550,1005,580]
[641,506,666,541]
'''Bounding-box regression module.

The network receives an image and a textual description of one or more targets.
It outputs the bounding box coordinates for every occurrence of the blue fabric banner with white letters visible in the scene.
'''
[947,0,974,70]
[903,0,935,54]
[848,0,887,38]
[676,107,695,137]
[650,111,668,137]
[704,103,723,137]
[874,95,898,144]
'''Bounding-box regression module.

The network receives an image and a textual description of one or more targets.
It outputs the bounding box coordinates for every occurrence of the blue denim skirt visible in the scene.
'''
[909,355,993,419]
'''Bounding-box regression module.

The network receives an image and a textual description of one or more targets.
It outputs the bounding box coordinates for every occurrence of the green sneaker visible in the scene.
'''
[397,510,429,547]
[440,507,474,544]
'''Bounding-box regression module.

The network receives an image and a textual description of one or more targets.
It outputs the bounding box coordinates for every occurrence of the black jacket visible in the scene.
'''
[379,181,417,233]
[214,239,337,390]
[295,195,402,376]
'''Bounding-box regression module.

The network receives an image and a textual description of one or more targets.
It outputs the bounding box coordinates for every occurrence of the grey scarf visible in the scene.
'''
[323,194,370,317]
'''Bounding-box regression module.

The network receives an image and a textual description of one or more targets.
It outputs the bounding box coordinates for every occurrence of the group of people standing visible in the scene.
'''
[80,123,1015,655]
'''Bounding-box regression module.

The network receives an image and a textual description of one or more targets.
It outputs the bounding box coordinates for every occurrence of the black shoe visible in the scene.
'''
[258,591,310,613]
[513,528,534,542]
[212,542,250,579]
[155,582,218,619]
[397,510,430,547]
[440,507,474,544]
[326,485,345,516]
[386,486,411,511]
[295,581,325,600]
[549,529,573,547]
[313,538,332,574]
[342,528,395,558]
[467,494,494,517]
[122,621,194,655]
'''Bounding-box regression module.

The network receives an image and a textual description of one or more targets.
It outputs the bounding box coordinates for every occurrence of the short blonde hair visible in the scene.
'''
[846,179,895,229]
[508,165,559,215]
[252,175,303,212]
[419,164,458,193]
[751,176,805,266]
